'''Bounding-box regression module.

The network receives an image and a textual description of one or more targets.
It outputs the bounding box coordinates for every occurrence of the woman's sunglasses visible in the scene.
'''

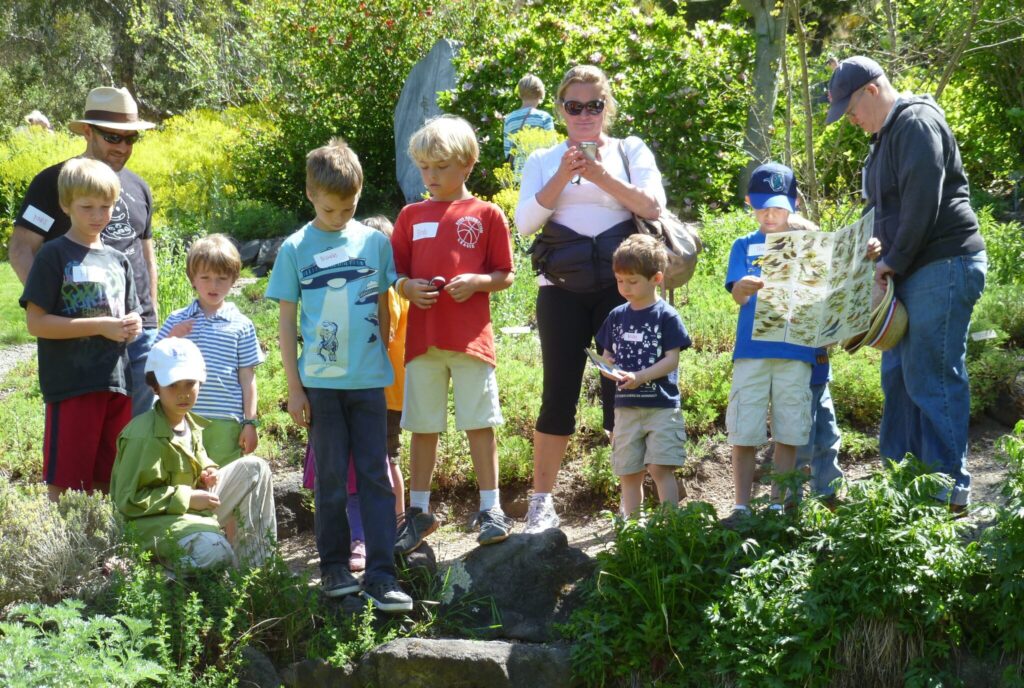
[93,127,141,145]
[561,99,605,117]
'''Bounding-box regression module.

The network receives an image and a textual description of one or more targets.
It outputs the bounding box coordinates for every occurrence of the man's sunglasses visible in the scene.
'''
[560,99,605,116]
[93,127,142,145]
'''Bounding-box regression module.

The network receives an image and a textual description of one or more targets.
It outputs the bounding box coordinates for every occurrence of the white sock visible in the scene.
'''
[532,492,552,503]
[410,491,431,512]
[732,504,751,513]
[479,489,500,512]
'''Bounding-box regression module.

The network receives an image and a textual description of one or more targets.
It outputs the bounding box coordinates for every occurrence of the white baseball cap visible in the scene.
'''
[145,338,207,386]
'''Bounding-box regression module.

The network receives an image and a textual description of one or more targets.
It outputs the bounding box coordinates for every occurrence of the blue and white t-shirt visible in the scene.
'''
[596,299,691,408]
[157,300,265,421]
[725,229,817,364]
[265,221,397,390]
[503,106,555,157]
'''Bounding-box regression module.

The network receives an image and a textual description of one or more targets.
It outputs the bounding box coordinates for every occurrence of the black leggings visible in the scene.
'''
[535,284,624,436]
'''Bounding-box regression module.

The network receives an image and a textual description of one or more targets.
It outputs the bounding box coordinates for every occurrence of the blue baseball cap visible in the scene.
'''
[747,163,798,211]
[826,56,884,125]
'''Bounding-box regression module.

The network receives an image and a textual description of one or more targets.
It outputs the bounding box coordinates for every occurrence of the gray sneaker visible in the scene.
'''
[362,578,413,613]
[394,507,439,555]
[524,494,560,534]
[322,569,360,598]
[474,508,512,545]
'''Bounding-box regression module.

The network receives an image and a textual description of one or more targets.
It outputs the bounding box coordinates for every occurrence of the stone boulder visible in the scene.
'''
[237,239,263,267]
[237,646,283,688]
[273,470,314,539]
[439,530,595,642]
[356,638,573,688]
[280,658,357,688]
[394,38,461,202]
[257,237,286,271]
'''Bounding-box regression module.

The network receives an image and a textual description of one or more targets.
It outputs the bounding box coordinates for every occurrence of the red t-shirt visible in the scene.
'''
[392,197,514,366]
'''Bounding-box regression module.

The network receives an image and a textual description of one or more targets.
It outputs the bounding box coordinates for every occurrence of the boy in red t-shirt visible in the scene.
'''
[391,115,515,552]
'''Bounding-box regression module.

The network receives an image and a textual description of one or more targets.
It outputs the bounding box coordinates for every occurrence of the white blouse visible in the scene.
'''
[514,135,667,239]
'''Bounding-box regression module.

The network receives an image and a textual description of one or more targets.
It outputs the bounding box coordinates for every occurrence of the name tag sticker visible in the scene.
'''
[314,247,348,269]
[747,243,766,258]
[413,222,439,241]
[23,205,55,233]
[623,331,644,343]
[71,266,106,283]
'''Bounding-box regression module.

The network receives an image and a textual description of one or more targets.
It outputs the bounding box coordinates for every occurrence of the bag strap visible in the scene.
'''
[618,140,632,183]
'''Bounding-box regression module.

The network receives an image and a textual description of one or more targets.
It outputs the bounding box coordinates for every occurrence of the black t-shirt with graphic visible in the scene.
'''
[15,159,156,327]
[596,299,692,408]
[20,236,140,403]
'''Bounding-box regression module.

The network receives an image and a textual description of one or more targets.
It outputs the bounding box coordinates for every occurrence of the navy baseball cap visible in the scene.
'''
[747,163,798,211]
[826,56,884,124]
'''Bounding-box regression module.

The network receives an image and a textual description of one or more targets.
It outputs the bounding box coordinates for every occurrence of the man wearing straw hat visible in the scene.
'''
[10,86,160,417]
[825,56,987,511]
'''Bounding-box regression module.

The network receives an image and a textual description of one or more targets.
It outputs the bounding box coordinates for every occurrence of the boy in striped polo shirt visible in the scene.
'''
[158,234,265,465]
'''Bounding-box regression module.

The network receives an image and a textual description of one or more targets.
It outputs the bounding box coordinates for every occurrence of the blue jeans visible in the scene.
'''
[879,252,987,506]
[306,387,396,583]
[128,328,157,417]
[796,382,843,497]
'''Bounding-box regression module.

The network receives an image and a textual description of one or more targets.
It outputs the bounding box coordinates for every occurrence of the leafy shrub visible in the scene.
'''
[0,600,165,688]
[968,347,1023,418]
[829,348,885,430]
[679,350,732,435]
[0,482,121,608]
[213,198,298,241]
[977,207,1024,287]
[438,0,753,210]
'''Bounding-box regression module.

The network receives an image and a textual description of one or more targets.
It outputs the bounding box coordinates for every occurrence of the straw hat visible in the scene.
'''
[68,87,155,135]
[842,276,908,353]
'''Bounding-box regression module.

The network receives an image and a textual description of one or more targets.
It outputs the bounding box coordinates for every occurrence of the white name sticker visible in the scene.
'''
[314,247,348,269]
[413,222,439,241]
[623,331,644,343]
[22,205,55,233]
[970,329,997,341]
[747,243,766,258]
[71,265,107,283]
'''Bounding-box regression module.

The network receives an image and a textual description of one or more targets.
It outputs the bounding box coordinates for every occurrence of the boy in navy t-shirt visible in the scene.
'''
[596,234,691,516]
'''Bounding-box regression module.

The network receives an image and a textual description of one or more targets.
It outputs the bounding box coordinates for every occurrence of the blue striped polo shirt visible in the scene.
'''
[156,299,265,421]
[503,106,555,157]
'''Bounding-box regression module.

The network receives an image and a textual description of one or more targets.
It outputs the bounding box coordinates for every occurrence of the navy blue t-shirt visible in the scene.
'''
[596,299,691,408]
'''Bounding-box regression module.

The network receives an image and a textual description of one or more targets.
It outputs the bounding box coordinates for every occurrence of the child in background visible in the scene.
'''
[301,215,408,573]
[795,352,843,501]
[391,115,515,552]
[595,234,691,516]
[503,74,555,163]
[266,138,412,612]
[724,163,817,519]
[110,338,275,569]
[158,234,265,465]
[20,158,141,502]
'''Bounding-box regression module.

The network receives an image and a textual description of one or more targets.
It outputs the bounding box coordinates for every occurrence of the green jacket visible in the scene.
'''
[110,402,221,558]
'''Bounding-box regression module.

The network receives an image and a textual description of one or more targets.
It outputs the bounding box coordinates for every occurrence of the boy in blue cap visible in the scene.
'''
[724,163,818,519]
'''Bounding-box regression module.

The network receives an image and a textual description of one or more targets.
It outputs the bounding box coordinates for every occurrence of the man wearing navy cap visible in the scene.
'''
[826,56,987,511]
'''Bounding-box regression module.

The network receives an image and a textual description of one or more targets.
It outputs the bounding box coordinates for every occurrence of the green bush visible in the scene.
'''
[0,600,165,688]
[977,206,1024,287]
[438,0,752,210]
[829,348,885,430]
[0,482,121,608]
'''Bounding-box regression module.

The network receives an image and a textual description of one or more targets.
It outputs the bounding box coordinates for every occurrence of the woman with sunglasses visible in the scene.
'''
[515,65,667,533]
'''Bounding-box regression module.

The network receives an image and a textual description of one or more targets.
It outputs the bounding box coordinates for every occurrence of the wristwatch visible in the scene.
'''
[240,418,260,427]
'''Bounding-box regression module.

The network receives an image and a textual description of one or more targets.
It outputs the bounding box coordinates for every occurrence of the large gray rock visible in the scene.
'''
[394,38,461,202]
[439,530,595,642]
[273,470,314,539]
[237,646,283,688]
[280,658,357,688]
[237,239,263,267]
[356,638,574,688]
[257,237,286,269]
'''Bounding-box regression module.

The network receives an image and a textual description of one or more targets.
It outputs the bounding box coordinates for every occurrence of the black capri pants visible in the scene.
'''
[535,283,625,436]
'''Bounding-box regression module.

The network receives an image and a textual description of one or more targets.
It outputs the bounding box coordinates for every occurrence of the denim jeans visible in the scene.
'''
[879,251,987,506]
[128,328,157,417]
[306,387,396,583]
[796,382,843,497]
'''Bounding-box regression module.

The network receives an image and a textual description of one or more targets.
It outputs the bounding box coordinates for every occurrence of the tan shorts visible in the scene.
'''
[611,406,687,476]
[726,358,812,447]
[401,347,503,432]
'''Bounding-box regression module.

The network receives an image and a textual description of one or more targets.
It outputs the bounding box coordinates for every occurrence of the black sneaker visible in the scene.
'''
[473,508,512,545]
[394,507,439,555]
[362,578,413,613]
[720,506,754,530]
[322,569,360,598]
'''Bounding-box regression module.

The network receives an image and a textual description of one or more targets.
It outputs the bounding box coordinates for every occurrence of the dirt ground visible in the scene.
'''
[280,415,1016,582]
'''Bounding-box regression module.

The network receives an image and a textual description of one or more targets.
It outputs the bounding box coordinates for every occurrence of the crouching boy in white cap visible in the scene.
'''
[110,337,277,569]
